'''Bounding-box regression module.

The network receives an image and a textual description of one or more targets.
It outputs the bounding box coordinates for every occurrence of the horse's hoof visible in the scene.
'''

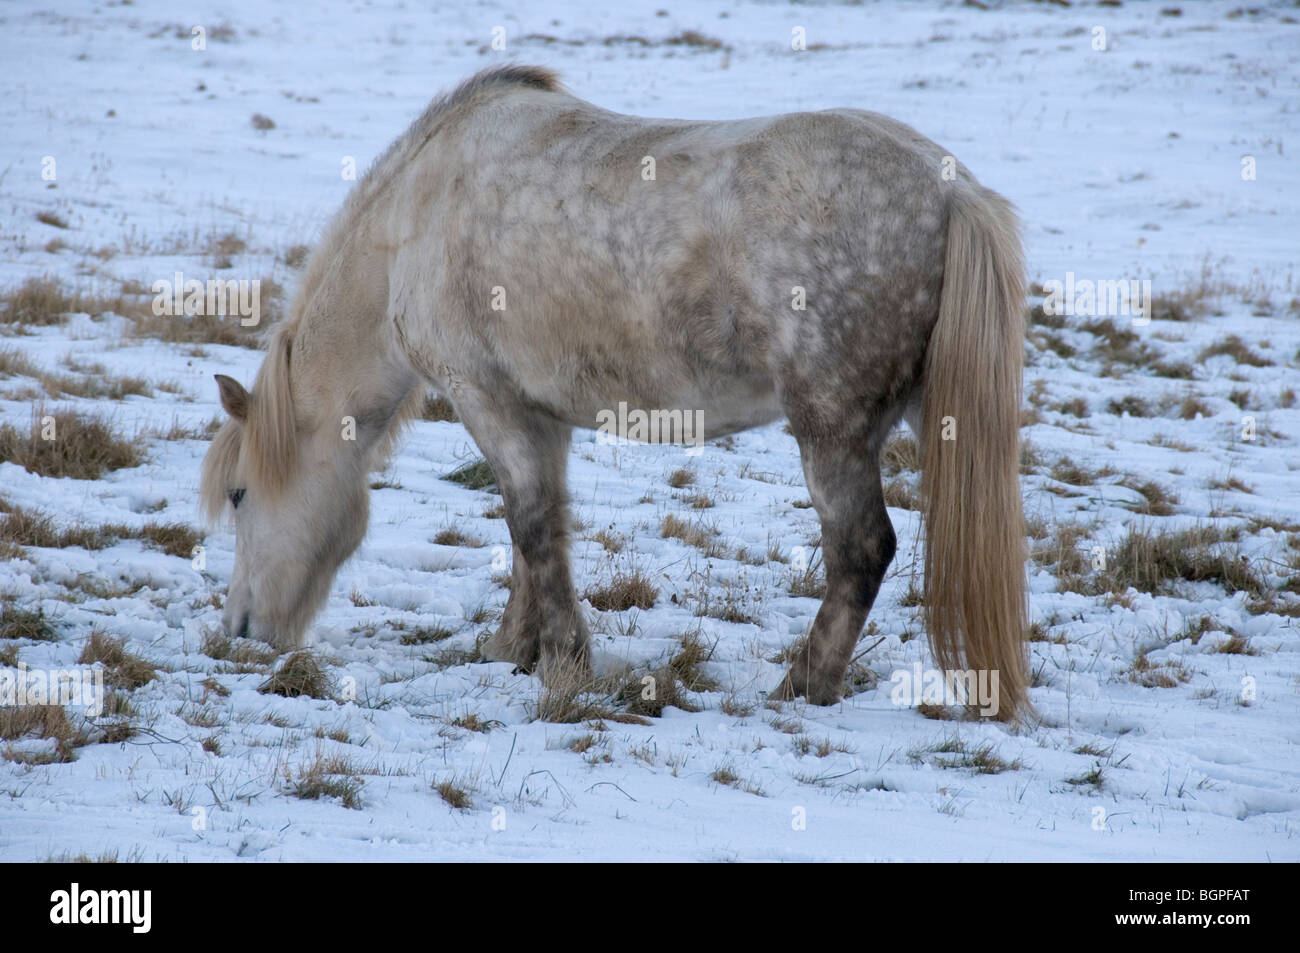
[803,686,844,707]
[770,671,842,706]
[479,630,536,670]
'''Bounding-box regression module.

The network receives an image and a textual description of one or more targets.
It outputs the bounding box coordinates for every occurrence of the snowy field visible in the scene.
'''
[1,0,1298,861]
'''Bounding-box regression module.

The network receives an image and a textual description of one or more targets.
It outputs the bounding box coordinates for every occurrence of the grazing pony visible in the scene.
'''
[201,66,1029,718]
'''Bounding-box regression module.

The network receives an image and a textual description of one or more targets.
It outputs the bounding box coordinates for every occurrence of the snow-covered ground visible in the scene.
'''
[1,0,1298,861]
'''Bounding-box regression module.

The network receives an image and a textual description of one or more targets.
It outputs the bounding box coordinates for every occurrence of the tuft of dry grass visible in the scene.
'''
[432,528,484,548]
[1174,394,1214,420]
[0,348,43,380]
[916,702,963,721]
[880,435,920,476]
[448,713,499,733]
[206,232,246,268]
[258,651,331,699]
[1147,287,1209,322]
[567,733,600,754]
[1209,475,1252,494]
[710,765,740,786]
[1031,522,1092,594]
[660,513,725,558]
[421,394,458,422]
[1081,317,1163,372]
[1065,762,1106,790]
[1019,441,1044,474]
[444,458,498,492]
[898,579,925,607]
[1,276,148,326]
[1213,635,1258,656]
[1028,328,1076,360]
[1050,457,1104,486]
[1,705,86,764]
[398,624,455,646]
[1198,335,1272,368]
[668,629,720,692]
[589,527,625,553]
[617,635,717,718]
[0,500,199,558]
[0,408,143,479]
[1117,476,1178,516]
[135,522,201,558]
[0,349,153,401]
[787,547,826,600]
[534,660,616,724]
[1,505,116,551]
[1058,397,1090,418]
[530,659,653,726]
[77,631,156,690]
[882,477,920,510]
[665,29,727,50]
[1106,395,1155,418]
[583,570,658,611]
[1127,651,1192,689]
[1152,359,1196,379]
[908,736,1022,774]
[667,467,695,488]
[1026,297,1067,330]
[1227,388,1253,410]
[1,601,56,641]
[201,631,278,667]
[293,753,363,809]
[434,778,472,809]
[688,573,761,624]
[1092,524,1266,599]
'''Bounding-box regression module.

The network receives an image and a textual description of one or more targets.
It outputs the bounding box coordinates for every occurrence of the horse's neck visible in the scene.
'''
[292,256,419,451]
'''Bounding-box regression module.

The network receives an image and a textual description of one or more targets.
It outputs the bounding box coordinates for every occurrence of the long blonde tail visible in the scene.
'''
[920,186,1029,721]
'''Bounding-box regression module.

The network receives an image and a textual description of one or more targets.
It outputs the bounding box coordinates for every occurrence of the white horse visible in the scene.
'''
[201,66,1029,718]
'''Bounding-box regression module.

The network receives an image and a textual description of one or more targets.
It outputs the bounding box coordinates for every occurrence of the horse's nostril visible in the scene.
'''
[236,613,250,641]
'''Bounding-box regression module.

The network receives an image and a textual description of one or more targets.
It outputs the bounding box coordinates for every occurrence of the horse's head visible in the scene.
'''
[199,333,371,651]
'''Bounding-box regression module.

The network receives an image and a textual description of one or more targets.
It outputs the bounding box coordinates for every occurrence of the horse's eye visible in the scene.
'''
[229,489,245,509]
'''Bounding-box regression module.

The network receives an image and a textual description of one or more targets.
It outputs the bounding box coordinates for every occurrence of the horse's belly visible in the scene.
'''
[524,355,783,441]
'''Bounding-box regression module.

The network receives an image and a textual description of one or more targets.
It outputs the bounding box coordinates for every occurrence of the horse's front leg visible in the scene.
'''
[455,390,589,681]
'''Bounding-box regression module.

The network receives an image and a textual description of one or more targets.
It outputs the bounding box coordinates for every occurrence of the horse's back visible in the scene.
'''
[388,79,956,430]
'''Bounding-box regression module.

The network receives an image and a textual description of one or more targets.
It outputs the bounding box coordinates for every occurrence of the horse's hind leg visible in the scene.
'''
[773,425,897,705]
[454,390,589,678]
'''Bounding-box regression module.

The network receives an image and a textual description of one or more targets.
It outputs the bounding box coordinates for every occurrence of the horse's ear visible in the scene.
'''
[215,374,249,421]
